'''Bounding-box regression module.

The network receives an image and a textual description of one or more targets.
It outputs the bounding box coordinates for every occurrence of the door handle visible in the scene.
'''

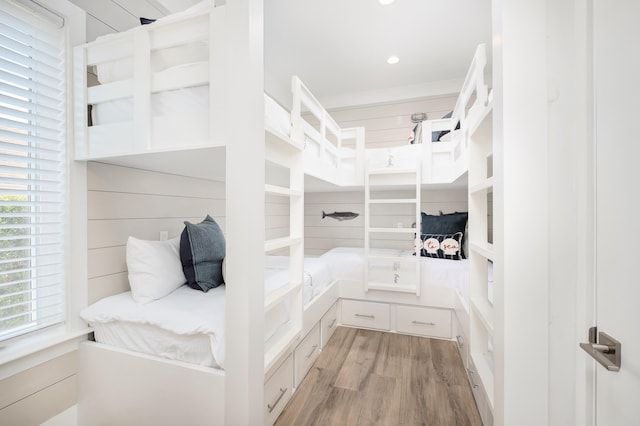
[580,328,621,372]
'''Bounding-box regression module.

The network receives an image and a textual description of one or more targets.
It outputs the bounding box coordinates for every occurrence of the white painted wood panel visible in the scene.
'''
[305,189,467,254]
[0,352,77,411]
[0,375,76,426]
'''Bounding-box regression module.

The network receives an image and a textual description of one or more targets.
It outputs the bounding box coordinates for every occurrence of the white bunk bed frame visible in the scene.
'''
[72,0,489,422]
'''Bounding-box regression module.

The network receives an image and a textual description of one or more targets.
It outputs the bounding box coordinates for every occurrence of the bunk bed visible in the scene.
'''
[73,0,490,419]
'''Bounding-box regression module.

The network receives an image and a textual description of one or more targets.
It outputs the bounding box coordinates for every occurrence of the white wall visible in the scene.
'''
[305,188,468,256]
[87,162,286,302]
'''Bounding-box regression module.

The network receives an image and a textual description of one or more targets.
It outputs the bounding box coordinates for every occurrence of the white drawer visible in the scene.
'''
[264,353,293,426]
[396,305,451,339]
[453,317,469,368]
[294,323,320,387]
[341,299,390,330]
[320,301,338,348]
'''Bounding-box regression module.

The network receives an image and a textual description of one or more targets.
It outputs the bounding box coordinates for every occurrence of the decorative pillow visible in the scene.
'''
[180,215,225,292]
[139,17,156,25]
[417,232,465,260]
[432,111,461,142]
[421,211,468,257]
[126,236,186,304]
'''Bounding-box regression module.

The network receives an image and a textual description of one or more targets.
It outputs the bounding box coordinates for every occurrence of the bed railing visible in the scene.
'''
[291,76,365,185]
[290,44,488,186]
[73,4,224,160]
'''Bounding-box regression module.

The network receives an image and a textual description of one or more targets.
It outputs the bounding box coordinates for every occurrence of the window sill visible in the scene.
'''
[0,327,92,380]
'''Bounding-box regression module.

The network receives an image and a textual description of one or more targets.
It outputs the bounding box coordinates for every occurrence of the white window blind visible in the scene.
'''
[0,1,67,341]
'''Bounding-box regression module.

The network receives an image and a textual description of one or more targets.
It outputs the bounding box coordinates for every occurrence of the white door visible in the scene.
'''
[590,1,640,423]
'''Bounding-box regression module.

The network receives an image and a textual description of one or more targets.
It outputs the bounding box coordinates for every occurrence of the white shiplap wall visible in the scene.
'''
[305,188,468,256]
[87,162,287,303]
[327,95,458,149]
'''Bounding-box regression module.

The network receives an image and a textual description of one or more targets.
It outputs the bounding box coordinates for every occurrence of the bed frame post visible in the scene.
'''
[219,0,266,424]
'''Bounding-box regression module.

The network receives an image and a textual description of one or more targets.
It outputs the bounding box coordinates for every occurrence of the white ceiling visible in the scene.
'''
[69,0,492,108]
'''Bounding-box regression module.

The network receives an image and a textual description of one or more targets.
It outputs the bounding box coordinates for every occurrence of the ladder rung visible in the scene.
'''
[368,227,416,234]
[265,281,302,311]
[264,236,302,252]
[368,198,417,204]
[264,184,302,197]
[368,167,417,175]
[367,255,417,262]
[367,282,418,293]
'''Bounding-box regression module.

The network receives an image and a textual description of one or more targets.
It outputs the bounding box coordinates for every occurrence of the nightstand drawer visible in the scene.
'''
[396,305,451,339]
[264,353,293,426]
[320,301,338,348]
[294,323,320,387]
[341,299,390,330]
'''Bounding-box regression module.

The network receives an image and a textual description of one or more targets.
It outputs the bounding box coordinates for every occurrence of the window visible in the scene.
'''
[0,1,68,341]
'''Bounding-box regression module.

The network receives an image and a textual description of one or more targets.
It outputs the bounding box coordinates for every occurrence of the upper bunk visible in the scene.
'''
[72,0,489,188]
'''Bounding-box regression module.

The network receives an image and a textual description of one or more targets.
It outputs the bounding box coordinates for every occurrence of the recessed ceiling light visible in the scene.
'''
[387,56,399,65]
[379,0,395,4]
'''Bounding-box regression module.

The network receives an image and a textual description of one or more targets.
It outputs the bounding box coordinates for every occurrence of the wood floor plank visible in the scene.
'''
[334,329,381,391]
[276,327,483,426]
[357,374,402,426]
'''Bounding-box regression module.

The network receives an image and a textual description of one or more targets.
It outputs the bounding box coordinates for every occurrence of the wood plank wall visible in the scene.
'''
[87,162,288,303]
[305,189,468,256]
[0,352,77,425]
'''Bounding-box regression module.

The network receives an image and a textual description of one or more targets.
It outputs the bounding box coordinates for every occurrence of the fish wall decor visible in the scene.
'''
[322,211,359,221]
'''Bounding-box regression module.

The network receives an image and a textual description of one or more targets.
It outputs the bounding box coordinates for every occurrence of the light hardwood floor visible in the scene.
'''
[275,327,482,426]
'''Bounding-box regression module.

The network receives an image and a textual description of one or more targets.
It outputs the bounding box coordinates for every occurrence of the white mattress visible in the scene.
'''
[320,247,469,299]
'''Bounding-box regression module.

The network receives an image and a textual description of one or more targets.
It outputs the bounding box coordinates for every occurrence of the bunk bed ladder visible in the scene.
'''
[364,157,421,296]
[263,119,304,375]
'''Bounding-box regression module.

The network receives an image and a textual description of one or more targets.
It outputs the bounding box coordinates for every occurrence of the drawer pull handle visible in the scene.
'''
[412,320,436,326]
[328,318,337,328]
[267,387,288,413]
[467,369,480,389]
[456,335,464,348]
[305,344,318,359]
[355,313,375,319]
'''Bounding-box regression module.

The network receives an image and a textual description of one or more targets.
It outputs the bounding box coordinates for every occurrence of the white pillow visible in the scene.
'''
[126,236,186,304]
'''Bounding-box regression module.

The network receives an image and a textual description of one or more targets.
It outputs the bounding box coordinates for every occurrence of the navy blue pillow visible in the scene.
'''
[180,215,225,292]
[140,17,156,25]
[420,211,468,257]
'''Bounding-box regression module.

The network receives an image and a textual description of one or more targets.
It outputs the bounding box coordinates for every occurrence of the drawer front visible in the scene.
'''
[264,353,293,426]
[396,305,451,339]
[320,301,339,348]
[341,299,390,330]
[294,323,320,387]
[453,318,469,368]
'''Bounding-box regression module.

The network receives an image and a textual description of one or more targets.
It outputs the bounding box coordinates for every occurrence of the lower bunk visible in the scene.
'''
[77,247,469,425]
[77,267,339,426]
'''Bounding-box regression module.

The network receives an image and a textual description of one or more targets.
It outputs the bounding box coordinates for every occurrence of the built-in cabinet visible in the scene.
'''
[466,100,495,425]
[341,298,452,339]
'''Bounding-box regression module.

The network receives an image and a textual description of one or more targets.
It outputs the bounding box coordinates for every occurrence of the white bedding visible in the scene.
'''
[321,247,469,299]
[81,255,334,368]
